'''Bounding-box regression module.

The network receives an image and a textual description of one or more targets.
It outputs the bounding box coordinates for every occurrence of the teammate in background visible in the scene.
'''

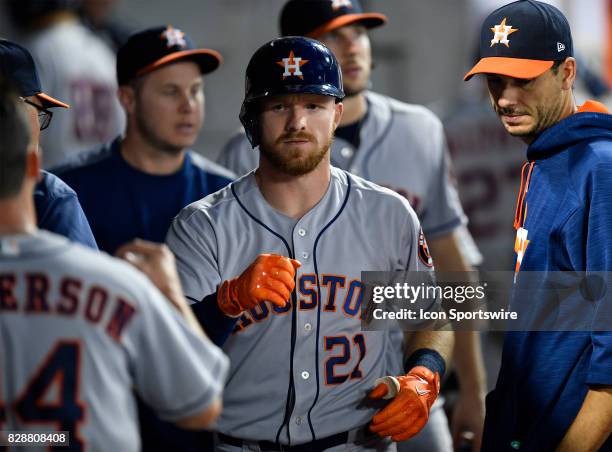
[464,1,612,450]
[219,1,486,450]
[52,26,235,256]
[5,0,125,168]
[0,77,228,452]
[167,36,454,452]
[0,38,97,249]
[79,0,135,51]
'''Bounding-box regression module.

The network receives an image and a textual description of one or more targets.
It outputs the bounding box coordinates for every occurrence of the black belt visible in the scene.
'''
[218,431,349,451]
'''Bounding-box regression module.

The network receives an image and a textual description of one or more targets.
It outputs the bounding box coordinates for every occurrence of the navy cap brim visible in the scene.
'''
[134,48,222,80]
[307,13,387,38]
[464,57,554,81]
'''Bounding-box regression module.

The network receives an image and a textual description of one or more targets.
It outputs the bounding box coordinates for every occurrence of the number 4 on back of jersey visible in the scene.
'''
[1,341,85,451]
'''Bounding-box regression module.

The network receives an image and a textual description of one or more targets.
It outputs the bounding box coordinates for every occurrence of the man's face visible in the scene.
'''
[132,61,204,154]
[318,24,371,96]
[258,93,342,176]
[486,67,566,141]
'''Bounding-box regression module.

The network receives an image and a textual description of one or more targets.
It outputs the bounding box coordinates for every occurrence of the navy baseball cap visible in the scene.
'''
[0,39,69,108]
[280,0,387,38]
[464,0,573,81]
[117,25,222,85]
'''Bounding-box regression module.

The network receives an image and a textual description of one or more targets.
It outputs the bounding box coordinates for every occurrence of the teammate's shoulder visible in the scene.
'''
[174,174,252,224]
[51,139,117,176]
[187,150,237,180]
[48,232,158,302]
[35,170,77,200]
[367,91,442,125]
[222,127,250,152]
[339,168,414,206]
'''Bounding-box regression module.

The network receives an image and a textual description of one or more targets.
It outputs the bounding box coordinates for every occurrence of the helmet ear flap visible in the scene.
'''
[239,102,260,149]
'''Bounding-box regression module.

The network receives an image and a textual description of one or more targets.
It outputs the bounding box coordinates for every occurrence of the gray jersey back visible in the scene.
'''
[0,231,228,452]
[219,91,466,239]
[167,167,431,444]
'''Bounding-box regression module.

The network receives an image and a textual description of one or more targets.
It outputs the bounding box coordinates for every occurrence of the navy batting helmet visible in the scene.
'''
[239,36,344,148]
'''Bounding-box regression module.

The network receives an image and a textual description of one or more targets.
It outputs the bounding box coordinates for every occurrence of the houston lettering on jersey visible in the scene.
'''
[0,272,137,341]
[232,273,363,334]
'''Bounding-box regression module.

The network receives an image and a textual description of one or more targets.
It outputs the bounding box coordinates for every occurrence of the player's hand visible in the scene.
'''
[451,390,485,452]
[368,366,440,442]
[116,239,185,312]
[218,254,301,317]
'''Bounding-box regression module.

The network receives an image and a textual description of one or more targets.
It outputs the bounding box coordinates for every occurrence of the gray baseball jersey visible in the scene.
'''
[166,167,432,445]
[219,91,467,240]
[0,231,228,452]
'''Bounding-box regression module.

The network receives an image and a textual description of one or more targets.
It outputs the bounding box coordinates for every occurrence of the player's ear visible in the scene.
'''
[333,101,343,130]
[25,146,40,179]
[118,85,137,115]
[560,57,576,90]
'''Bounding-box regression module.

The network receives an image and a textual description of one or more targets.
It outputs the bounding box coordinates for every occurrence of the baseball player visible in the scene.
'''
[5,0,125,168]
[52,26,234,256]
[465,1,612,450]
[0,78,229,451]
[0,38,97,249]
[218,1,485,450]
[167,36,453,452]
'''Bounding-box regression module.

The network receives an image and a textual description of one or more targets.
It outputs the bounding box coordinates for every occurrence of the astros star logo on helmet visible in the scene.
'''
[331,0,352,10]
[490,18,518,47]
[276,51,309,79]
[161,25,187,48]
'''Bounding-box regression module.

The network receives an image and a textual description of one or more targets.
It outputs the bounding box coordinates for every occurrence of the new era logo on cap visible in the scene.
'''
[464,0,573,81]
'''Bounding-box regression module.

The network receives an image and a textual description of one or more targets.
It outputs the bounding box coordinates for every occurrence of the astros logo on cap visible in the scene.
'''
[276,51,309,79]
[490,18,518,47]
[331,0,353,10]
[161,25,187,48]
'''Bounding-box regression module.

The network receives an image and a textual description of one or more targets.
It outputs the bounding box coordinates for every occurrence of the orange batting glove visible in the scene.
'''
[368,366,440,442]
[217,254,301,317]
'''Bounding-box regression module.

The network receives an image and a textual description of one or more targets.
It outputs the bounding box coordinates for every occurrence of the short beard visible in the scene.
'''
[343,83,367,97]
[260,130,334,176]
[134,103,183,156]
[496,98,565,140]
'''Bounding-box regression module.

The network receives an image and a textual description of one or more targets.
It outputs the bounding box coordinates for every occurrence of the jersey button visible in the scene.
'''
[298,228,307,237]
[341,147,354,159]
[295,417,303,425]
[301,251,309,260]
[301,371,310,380]
[304,323,312,332]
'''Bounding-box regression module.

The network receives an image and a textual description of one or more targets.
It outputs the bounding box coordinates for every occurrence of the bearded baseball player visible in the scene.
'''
[0,79,228,451]
[218,1,485,450]
[166,36,453,451]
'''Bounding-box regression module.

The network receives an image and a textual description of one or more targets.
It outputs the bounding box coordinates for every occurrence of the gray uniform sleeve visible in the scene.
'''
[128,277,229,422]
[421,120,467,239]
[166,210,222,301]
[217,130,259,177]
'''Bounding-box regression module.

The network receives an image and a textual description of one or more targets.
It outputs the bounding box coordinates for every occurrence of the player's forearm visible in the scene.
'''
[404,330,454,374]
[428,232,485,391]
[556,387,612,452]
[453,331,486,394]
